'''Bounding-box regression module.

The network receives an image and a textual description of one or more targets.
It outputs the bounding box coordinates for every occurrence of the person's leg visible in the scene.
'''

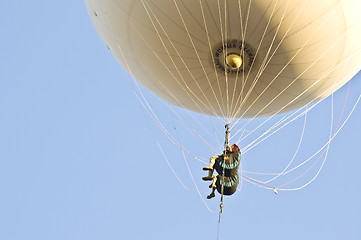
[207,176,217,199]
[203,156,216,170]
[207,188,215,199]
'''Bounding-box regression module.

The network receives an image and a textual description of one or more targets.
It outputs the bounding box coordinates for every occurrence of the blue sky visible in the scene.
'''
[0,1,360,240]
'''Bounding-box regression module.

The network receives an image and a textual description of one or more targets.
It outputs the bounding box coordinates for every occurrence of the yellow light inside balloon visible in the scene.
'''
[226,54,243,69]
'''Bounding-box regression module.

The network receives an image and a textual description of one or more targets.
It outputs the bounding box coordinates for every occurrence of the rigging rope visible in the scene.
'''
[157,142,190,190]
[276,80,352,190]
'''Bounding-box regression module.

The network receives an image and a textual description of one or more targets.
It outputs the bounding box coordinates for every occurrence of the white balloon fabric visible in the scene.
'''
[85,0,361,119]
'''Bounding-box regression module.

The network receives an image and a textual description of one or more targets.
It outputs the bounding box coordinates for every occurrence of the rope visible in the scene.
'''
[216,123,231,240]
[263,106,308,184]
[178,134,215,213]
[157,142,190,190]
[238,81,359,192]
[276,80,352,190]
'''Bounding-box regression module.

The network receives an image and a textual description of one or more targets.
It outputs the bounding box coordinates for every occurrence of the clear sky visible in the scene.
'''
[1,1,360,240]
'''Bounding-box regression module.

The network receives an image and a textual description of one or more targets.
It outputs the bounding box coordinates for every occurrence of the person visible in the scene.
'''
[202,144,241,199]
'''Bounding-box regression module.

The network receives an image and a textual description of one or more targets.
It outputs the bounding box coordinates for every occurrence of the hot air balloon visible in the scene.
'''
[84,0,361,120]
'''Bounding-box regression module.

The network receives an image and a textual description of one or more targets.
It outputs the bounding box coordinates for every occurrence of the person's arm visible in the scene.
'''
[223,144,232,154]
[225,144,231,151]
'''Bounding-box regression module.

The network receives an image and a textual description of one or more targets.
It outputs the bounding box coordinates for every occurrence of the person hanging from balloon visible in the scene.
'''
[202,143,241,199]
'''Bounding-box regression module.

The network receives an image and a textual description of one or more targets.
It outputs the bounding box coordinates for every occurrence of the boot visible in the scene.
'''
[203,166,213,171]
[202,169,214,181]
[202,176,213,181]
[207,192,215,199]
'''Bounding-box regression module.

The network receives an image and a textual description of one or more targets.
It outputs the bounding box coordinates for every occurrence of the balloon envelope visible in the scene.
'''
[85,0,361,118]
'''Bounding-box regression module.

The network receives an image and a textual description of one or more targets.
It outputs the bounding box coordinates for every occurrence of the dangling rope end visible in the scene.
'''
[224,123,230,147]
